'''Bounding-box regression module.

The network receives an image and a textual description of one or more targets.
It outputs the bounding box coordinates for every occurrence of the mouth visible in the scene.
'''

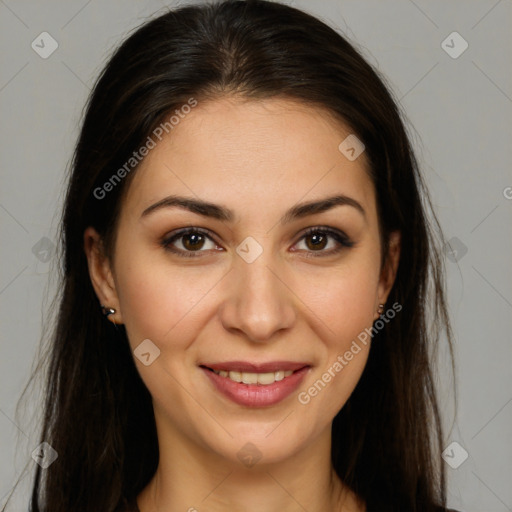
[199,361,311,407]
[202,367,296,385]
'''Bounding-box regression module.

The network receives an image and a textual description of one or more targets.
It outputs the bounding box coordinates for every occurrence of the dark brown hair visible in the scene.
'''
[3,1,455,510]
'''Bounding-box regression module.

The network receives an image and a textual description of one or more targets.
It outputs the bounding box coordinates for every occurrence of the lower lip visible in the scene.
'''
[201,366,310,407]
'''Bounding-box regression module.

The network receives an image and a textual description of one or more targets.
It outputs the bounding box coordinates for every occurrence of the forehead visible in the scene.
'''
[122,96,377,225]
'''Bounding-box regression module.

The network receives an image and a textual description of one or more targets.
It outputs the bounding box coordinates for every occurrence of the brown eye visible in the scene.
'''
[294,227,354,257]
[182,232,206,251]
[161,228,220,257]
[304,232,328,251]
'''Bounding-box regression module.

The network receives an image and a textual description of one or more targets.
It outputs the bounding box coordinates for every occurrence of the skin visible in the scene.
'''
[84,96,400,512]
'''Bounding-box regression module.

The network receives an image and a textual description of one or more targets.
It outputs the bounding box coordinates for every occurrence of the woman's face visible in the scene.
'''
[85,96,400,466]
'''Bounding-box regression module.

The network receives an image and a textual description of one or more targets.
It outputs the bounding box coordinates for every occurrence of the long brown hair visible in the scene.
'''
[3,1,455,510]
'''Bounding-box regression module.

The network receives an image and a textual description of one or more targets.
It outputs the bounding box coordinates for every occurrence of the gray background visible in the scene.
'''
[1,0,511,510]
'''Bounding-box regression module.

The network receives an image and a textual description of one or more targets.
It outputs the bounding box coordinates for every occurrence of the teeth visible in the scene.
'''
[242,372,258,384]
[212,369,294,385]
[229,371,242,382]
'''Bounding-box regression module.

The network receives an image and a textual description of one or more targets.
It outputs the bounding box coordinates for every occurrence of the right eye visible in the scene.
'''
[161,227,223,258]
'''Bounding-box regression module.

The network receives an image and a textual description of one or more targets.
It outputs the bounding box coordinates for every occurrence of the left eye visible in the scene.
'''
[292,227,354,257]
[161,226,353,258]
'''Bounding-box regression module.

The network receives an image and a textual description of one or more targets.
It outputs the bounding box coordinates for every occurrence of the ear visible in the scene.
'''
[374,230,401,320]
[83,226,123,325]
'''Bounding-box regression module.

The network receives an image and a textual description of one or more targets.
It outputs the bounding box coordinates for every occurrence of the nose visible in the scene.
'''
[219,247,297,344]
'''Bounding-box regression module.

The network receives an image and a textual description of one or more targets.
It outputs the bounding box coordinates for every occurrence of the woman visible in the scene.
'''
[4,1,460,511]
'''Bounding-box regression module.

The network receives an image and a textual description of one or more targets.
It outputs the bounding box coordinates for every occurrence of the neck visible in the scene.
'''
[137,415,364,512]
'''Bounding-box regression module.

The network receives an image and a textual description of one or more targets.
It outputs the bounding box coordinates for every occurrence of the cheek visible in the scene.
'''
[290,256,378,417]
[295,259,379,345]
[114,249,224,348]
[295,269,375,423]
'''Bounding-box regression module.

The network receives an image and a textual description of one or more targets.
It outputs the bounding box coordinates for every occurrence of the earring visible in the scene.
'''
[101,305,116,317]
[377,303,385,315]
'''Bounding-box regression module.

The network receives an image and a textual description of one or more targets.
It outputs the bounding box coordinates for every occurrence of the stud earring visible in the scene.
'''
[377,303,385,315]
[101,305,116,317]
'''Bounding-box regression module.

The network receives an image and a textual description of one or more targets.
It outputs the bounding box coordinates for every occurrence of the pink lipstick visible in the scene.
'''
[200,361,310,407]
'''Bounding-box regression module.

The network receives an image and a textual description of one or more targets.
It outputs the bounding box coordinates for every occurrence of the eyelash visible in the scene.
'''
[161,226,354,259]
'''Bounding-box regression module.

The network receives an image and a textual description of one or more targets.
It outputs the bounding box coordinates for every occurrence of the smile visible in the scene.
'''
[200,362,311,407]
[211,369,294,385]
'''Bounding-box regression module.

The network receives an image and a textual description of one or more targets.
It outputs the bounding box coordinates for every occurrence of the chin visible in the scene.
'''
[201,422,314,468]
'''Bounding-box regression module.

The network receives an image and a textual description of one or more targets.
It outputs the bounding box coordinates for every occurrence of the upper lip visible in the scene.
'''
[200,361,310,373]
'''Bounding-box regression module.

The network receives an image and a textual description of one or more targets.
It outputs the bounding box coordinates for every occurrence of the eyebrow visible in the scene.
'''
[140,193,366,224]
